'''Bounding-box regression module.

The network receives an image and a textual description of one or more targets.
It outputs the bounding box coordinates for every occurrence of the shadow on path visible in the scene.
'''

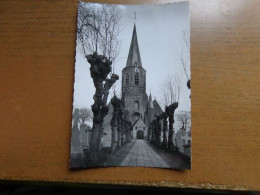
[103,141,136,167]
[147,141,191,170]
[71,140,190,170]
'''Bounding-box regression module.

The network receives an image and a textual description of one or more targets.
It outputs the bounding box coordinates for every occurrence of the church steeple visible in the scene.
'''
[126,24,142,67]
[148,93,154,109]
[121,23,147,123]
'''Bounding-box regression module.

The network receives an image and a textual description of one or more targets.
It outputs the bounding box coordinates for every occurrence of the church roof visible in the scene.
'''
[153,100,163,115]
[126,24,142,67]
[148,93,154,109]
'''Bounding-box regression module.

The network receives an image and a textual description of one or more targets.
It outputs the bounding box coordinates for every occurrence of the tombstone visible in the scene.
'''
[71,109,81,152]
[70,109,83,167]
[175,129,184,153]
[80,124,91,150]
[181,131,191,157]
[71,126,81,153]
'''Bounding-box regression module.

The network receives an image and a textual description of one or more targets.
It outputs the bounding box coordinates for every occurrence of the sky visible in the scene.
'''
[73,2,190,113]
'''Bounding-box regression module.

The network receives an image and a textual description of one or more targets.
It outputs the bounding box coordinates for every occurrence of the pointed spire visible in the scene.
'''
[148,93,154,109]
[126,24,142,67]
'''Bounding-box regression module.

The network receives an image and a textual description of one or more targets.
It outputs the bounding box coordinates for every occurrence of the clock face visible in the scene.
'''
[132,112,141,122]
[135,68,139,72]
[132,114,140,121]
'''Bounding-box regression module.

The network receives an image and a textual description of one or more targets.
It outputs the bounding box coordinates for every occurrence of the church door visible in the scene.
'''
[137,130,144,139]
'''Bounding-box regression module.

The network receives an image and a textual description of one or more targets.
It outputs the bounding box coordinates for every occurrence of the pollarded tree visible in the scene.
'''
[161,75,181,150]
[77,2,122,161]
[110,95,121,152]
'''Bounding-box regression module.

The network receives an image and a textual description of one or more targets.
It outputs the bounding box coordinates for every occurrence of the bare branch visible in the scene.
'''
[177,31,190,81]
[183,31,190,51]
[175,111,191,131]
[77,3,122,63]
[180,51,190,80]
[78,108,93,125]
[160,75,181,109]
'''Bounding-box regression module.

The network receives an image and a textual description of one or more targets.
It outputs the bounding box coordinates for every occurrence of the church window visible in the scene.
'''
[135,73,139,85]
[134,101,139,110]
[126,74,129,85]
[134,62,138,67]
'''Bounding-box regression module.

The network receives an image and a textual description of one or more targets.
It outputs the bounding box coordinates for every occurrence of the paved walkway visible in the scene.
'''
[103,141,136,167]
[120,140,171,168]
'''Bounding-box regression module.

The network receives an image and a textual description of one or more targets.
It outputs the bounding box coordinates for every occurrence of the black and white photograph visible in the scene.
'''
[70,1,191,169]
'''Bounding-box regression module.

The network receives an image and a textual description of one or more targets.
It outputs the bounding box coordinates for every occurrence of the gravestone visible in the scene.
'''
[71,109,83,158]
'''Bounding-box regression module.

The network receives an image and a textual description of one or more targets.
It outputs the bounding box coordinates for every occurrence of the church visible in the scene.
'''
[102,24,163,148]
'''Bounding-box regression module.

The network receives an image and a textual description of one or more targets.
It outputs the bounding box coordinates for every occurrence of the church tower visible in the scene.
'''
[122,24,148,124]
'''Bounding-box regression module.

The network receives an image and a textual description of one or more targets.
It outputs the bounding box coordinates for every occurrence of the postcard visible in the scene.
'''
[70,1,191,169]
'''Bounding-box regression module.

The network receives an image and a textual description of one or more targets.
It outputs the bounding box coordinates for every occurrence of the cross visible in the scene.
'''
[133,11,137,21]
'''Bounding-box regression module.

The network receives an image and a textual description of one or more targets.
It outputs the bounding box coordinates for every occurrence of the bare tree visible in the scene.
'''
[76,2,122,162]
[179,31,191,89]
[87,54,119,161]
[175,111,191,131]
[78,108,93,125]
[161,75,181,110]
[160,75,181,150]
[77,2,122,63]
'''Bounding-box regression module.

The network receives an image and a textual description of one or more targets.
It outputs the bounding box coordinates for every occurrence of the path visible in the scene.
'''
[101,139,190,169]
[120,140,171,168]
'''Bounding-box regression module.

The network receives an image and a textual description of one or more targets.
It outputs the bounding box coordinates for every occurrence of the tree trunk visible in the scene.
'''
[121,120,125,146]
[168,113,174,151]
[122,133,125,146]
[125,121,131,143]
[111,126,117,152]
[157,116,161,147]
[149,123,153,141]
[89,122,103,162]
[117,131,121,147]
[166,102,178,151]
[150,122,154,143]
[117,105,123,148]
[110,95,120,152]
[86,52,119,161]
[152,120,157,144]
[162,114,168,149]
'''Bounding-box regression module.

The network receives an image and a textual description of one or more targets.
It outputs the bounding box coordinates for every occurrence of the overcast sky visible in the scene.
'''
[73,2,190,113]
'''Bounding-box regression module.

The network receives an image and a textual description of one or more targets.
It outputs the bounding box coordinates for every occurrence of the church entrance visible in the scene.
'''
[137,130,144,139]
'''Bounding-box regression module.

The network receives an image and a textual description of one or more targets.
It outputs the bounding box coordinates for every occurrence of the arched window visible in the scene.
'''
[135,73,139,85]
[134,62,138,67]
[134,101,139,110]
[126,74,129,85]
